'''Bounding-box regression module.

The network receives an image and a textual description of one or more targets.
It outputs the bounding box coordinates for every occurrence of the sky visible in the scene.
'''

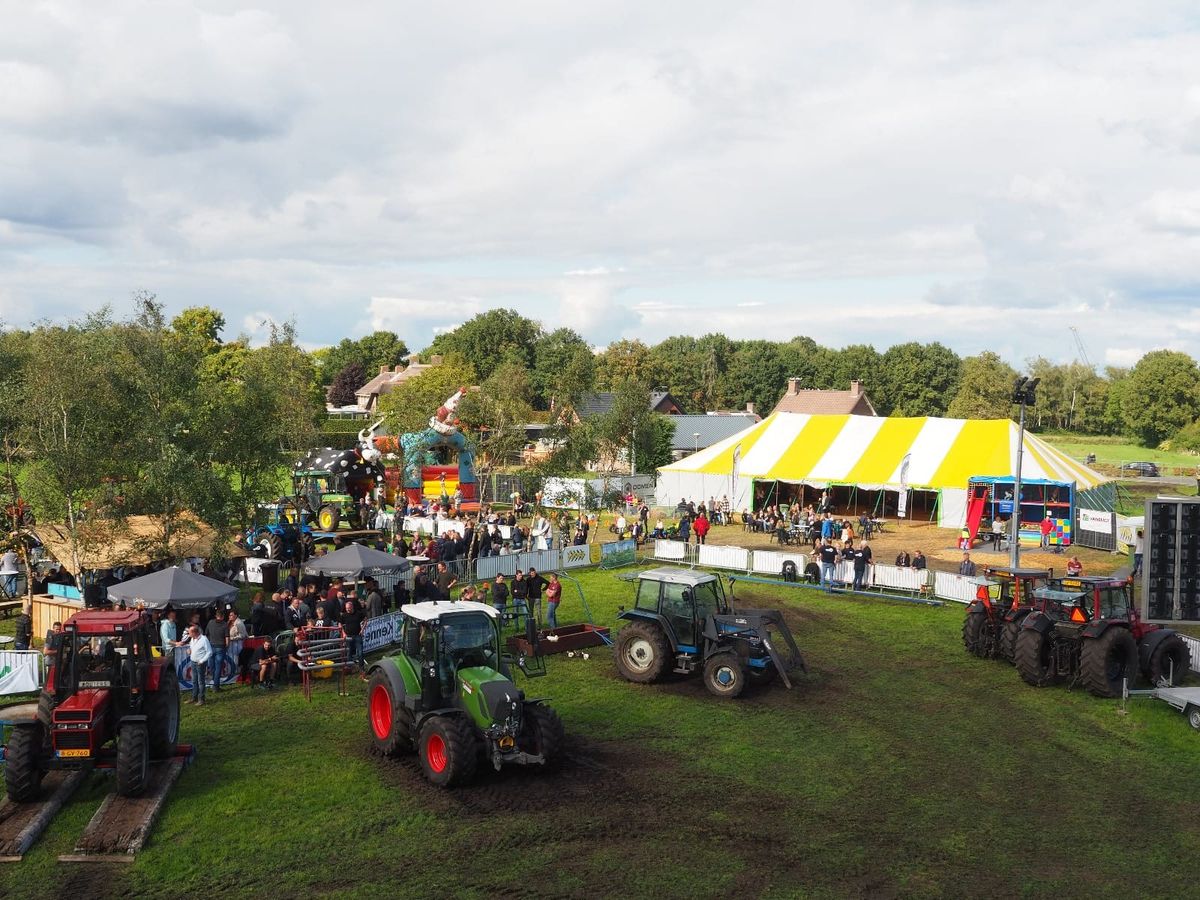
[3,2,1200,368]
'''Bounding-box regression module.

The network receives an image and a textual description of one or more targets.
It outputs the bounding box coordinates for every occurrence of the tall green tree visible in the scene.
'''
[315,331,409,385]
[721,340,788,415]
[878,342,961,417]
[426,309,541,382]
[378,354,478,438]
[531,327,594,410]
[595,339,654,391]
[328,362,367,407]
[1121,350,1200,446]
[946,352,1019,420]
[458,361,536,502]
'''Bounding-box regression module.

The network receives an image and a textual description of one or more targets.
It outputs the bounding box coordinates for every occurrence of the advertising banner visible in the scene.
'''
[362,611,403,655]
[600,539,637,568]
[0,650,41,695]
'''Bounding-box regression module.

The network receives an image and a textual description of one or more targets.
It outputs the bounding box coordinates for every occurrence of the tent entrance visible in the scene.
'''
[751,481,939,520]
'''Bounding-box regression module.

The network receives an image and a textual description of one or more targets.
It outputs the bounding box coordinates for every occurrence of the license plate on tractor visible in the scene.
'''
[57,749,90,758]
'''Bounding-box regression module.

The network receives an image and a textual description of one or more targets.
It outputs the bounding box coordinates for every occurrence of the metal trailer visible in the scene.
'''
[1124,683,1200,731]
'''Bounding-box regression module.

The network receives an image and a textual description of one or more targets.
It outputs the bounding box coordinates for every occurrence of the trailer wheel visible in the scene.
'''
[1000,620,1022,664]
[145,665,180,758]
[962,612,986,657]
[614,621,670,684]
[703,653,746,699]
[520,703,565,765]
[1146,635,1191,687]
[418,715,477,787]
[116,722,149,797]
[3,724,45,802]
[1015,629,1057,687]
[1081,628,1138,698]
[1188,705,1200,731]
[367,668,412,756]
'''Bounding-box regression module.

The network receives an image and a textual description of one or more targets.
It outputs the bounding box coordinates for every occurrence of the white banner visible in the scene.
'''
[0,650,41,695]
[932,571,992,604]
[1078,508,1114,533]
[871,564,930,593]
[652,540,690,561]
[236,556,273,585]
[751,550,809,576]
[697,544,749,571]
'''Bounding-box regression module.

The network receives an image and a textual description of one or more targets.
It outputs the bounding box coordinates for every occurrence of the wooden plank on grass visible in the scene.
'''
[0,769,86,862]
[60,759,184,862]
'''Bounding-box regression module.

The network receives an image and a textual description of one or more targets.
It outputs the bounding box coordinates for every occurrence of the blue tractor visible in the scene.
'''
[244,497,316,561]
[612,567,806,698]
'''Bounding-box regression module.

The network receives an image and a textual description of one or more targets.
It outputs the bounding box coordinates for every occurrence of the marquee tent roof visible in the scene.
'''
[658,412,1107,491]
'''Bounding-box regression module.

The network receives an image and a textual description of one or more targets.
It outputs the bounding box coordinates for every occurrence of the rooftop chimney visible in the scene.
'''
[787,377,800,394]
[850,379,862,396]
[379,365,388,375]
[746,402,756,415]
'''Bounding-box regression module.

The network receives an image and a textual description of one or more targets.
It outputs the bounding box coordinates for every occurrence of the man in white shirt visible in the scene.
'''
[181,624,213,706]
[1,548,20,598]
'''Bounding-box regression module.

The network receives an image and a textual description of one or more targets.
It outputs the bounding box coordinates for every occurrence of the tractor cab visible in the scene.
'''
[978,566,1053,610]
[1045,576,1134,624]
[633,567,729,651]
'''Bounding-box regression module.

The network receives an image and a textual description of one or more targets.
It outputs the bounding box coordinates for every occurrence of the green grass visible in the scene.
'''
[2,570,1199,898]
[1040,432,1200,472]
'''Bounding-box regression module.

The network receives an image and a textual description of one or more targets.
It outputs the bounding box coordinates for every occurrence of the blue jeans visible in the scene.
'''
[2,574,16,597]
[348,634,364,667]
[821,563,836,592]
[192,661,208,702]
[546,602,558,628]
[210,649,227,690]
[1133,553,1143,576]
[853,568,866,590]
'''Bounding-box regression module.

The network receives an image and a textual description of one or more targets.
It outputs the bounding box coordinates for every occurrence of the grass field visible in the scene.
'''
[2,568,1199,899]
[1040,432,1200,473]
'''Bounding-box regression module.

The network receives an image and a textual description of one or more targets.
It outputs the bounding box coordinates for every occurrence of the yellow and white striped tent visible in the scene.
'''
[657,412,1109,526]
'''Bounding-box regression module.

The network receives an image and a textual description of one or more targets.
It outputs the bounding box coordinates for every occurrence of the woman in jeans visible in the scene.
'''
[545,574,563,628]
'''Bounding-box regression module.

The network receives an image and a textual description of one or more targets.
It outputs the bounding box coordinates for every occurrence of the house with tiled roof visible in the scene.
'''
[770,378,877,416]
[668,412,761,460]
[573,390,682,420]
[354,355,445,413]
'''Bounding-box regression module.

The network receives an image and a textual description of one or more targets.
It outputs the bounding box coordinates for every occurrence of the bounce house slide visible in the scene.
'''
[964,492,988,544]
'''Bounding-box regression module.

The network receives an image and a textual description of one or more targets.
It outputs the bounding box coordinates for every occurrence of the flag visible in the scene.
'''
[731,444,742,482]
[897,453,911,519]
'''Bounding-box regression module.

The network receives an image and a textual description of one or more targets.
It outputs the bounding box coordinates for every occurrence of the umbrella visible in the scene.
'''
[302,544,412,578]
[105,566,238,610]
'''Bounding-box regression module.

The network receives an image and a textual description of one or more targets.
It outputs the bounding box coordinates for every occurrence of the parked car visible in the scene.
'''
[1121,461,1160,477]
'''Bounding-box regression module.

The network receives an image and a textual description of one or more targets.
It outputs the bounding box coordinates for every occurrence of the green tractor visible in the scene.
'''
[366,600,564,787]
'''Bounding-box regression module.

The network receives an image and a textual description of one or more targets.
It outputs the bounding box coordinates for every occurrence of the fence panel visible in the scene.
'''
[653,540,694,563]
[871,564,930,593]
[933,571,991,604]
[475,555,519,580]
[1183,634,1200,674]
[697,544,749,571]
[751,550,809,576]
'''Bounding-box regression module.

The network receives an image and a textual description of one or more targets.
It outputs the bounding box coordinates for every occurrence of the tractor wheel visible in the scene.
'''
[145,665,181,759]
[418,716,477,787]
[962,612,986,657]
[747,665,778,686]
[116,722,150,797]
[1146,635,1191,687]
[258,533,283,561]
[703,653,747,699]
[4,724,45,802]
[367,669,413,756]
[1000,620,1022,664]
[519,703,565,765]
[1081,628,1139,698]
[613,621,670,684]
[317,504,340,532]
[1014,629,1058,687]
[298,533,315,561]
[37,690,57,727]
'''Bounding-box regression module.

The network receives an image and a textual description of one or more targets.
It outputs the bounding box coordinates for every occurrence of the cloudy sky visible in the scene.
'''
[3,2,1200,366]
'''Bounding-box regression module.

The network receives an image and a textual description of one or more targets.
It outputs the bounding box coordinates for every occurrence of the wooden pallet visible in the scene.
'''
[0,769,86,862]
[58,758,187,863]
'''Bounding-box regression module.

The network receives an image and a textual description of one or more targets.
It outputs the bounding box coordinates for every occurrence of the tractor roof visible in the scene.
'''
[65,609,146,635]
[984,566,1052,578]
[1056,576,1129,590]
[401,600,499,623]
[637,567,718,587]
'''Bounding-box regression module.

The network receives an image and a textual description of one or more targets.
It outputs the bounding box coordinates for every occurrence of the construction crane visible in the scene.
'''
[1069,326,1093,370]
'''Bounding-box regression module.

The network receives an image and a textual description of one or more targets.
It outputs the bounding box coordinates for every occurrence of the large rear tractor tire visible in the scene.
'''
[297,533,315,561]
[703,652,747,699]
[116,722,149,798]
[145,666,181,759]
[1081,628,1139,698]
[1146,635,1191,687]
[367,668,413,756]
[1000,619,1022,664]
[4,724,45,802]
[962,612,986,657]
[257,532,283,560]
[613,621,670,684]
[317,504,341,532]
[418,715,477,787]
[1014,628,1058,687]
[520,703,565,765]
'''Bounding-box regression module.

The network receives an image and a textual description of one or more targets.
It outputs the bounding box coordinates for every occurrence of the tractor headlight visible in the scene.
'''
[498,735,516,751]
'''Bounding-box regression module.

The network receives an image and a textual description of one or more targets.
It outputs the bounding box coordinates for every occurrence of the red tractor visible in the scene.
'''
[3,609,181,801]
[1014,575,1192,698]
[962,566,1052,662]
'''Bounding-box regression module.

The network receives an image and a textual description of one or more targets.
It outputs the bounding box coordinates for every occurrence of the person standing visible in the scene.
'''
[227,608,249,684]
[160,608,179,657]
[491,574,509,620]
[13,605,33,650]
[959,553,977,576]
[435,562,457,602]
[693,511,711,546]
[545,573,562,628]
[1040,514,1054,550]
[205,607,230,692]
[526,568,547,622]
[819,540,840,593]
[182,625,212,705]
[912,550,927,570]
[365,579,384,619]
[1133,529,1144,577]
[1,547,20,598]
[852,540,872,591]
[511,570,528,621]
[341,599,366,675]
[678,514,691,544]
[43,620,64,657]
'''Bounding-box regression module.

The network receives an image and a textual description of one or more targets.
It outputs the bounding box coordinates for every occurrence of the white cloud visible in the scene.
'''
[1106,346,1145,367]
[2,2,1200,366]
